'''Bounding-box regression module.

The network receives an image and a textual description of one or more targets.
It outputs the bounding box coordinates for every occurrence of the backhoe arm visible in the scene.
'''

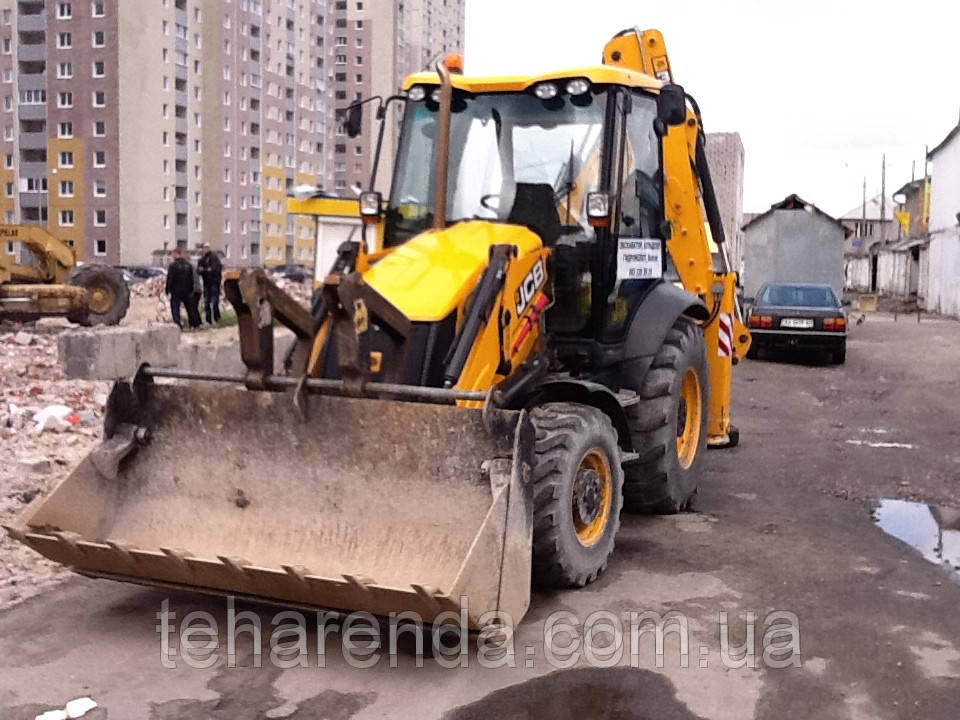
[604,28,751,446]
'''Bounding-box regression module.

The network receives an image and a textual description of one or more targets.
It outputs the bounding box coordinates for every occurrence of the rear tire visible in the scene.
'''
[530,403,623,588]
[65,264,130,326]
[623,317,709,514]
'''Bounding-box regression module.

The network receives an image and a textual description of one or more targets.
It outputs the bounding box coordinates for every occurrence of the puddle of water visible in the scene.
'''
[847,439,915,449]
[872,499,960,583]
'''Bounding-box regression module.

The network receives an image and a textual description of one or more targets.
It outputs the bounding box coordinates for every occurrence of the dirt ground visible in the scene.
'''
[1,310,958,719]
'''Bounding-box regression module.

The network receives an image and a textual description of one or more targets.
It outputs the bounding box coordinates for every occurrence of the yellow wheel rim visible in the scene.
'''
[572,448,613,548]
[87,284,116,314]
[676,368,703,470]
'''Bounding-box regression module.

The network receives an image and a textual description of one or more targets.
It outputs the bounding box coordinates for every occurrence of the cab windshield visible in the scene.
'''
[385,88,608,247]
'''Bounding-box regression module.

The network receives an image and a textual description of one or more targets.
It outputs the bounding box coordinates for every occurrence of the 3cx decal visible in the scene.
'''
[515,259,546,316]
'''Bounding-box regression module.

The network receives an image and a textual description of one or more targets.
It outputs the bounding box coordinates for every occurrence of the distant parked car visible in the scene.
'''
[121,266,166,284]
[747,283,847,364]
[270,264,312,283]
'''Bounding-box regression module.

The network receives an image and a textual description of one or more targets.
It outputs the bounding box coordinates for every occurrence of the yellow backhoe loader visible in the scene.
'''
[8,29,749,629]
[0,224,129,325]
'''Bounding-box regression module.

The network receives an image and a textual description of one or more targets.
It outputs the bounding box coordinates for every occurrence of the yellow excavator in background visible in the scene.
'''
[9,29,749,629]
[0,224,130,325]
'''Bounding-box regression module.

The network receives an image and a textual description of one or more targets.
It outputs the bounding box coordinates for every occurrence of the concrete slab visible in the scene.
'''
[58,325,180,380]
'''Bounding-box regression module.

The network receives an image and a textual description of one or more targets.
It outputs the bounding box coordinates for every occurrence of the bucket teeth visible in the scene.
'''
[282,564,312,586]
[218,555,254,578]
[342,574,375,592]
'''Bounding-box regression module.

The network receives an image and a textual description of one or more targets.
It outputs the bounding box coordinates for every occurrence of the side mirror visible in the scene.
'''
[657,83,687,127]
[345,103,363,138]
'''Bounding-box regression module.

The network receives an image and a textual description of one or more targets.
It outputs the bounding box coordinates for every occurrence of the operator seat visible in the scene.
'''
[507,182,563,247]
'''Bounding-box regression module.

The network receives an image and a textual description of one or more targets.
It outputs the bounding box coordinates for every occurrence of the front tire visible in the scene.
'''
[623,317,709,514]
[530,403,623,588]
[65,264,131,326]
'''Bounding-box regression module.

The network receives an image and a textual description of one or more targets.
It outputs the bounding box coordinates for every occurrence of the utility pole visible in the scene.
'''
[880,154,886,244]
[862,176,867,240]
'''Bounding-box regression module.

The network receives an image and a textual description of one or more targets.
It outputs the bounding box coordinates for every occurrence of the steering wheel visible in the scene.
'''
[480,193,502,211]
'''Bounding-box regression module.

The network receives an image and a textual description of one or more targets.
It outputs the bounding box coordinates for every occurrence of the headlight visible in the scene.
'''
[566,78,590,96]
[430,87,443,103]
[359,191,382,223]
[407,85,426,102]
[533,82,558,100]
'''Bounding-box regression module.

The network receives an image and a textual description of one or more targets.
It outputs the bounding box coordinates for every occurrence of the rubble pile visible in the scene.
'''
[0,324,109,610]
[128,272,313,325]
[128,275,169,324]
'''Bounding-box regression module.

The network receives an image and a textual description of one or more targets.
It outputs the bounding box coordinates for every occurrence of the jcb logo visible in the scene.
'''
[515,259,545,316]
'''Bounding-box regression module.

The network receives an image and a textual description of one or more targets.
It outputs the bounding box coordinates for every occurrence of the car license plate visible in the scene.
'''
[781,318,813,329]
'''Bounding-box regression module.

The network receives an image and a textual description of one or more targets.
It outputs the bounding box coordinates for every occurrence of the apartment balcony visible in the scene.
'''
[175,171,188,187]
[17,72,45,91]
[18,190,47,210]
[174,143,187,162]
[18,104,45,121]
[19,160,46,178]
[17,43,46,63]
[16,13,46,33]
[18,132,46,150]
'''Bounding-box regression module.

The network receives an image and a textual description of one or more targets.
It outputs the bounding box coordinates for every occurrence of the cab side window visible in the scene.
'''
[619,92,661,238]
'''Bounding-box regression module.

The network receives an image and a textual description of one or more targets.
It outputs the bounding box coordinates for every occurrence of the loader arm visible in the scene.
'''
[604,29,750,446]
[0,224,76,284]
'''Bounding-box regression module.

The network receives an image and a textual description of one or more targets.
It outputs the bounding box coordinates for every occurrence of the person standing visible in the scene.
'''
[197,243,223,325]
[165,249,201,330]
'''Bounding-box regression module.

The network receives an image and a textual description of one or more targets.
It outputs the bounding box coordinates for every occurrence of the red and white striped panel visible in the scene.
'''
[717,313,733,357]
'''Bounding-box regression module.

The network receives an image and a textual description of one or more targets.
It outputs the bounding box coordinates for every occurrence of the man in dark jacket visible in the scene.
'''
[165,249,201,329]
[197,243,223,325]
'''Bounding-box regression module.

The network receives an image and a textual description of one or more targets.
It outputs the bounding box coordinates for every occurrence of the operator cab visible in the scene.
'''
[381,70,674,350]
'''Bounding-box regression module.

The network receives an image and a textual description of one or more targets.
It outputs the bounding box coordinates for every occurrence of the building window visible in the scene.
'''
[59,180,74,197]
[92,91,106,107]
[92,30,105,47]
[94,209,106,226]
[93,180,106,197]
[57,62,73,79]
[93,150,105,167]
[57,32,72,49]
[355,20,363,29]
[59,209,75,226]
[58,92,73,108]
[2,69,10,83]
[355,74,362,84]
[59,151,74,167]
[93,120,105,136]
[163,215,169,229]
[95,239,106,256]
[4,154,12,169]
[91,2,105,18]
[58,121,73,138]
[4,182,12,198]
[57,4,73,20]
[2,125,10,140]
[92,61,105,77]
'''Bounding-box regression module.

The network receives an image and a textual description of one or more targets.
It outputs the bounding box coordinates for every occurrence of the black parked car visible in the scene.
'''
[269,264,312,283]
[747,283,847,364]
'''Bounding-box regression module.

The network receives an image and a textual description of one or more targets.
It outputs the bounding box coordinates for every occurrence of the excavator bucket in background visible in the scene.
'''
[7,373,536,629]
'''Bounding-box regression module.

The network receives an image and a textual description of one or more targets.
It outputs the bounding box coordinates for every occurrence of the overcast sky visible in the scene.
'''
[463,0,960,217]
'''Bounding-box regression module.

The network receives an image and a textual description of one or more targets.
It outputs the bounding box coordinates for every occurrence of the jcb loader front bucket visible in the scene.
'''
[6,375,535,629]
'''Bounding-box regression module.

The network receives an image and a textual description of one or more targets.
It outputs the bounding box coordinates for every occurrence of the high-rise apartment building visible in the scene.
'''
[0,0,463,268]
